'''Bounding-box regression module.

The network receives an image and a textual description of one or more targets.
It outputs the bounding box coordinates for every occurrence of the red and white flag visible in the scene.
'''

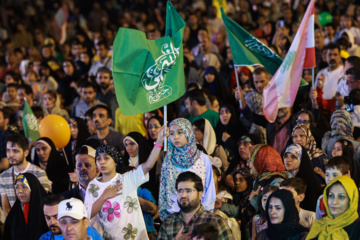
[262,0,315,123]
[51,3,69,42]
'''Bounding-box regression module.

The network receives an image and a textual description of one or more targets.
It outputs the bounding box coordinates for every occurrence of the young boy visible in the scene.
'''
[280,177,316,229]
[315,157,351,219]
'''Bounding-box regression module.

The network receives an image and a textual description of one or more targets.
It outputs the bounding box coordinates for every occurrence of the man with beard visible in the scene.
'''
[87,105,125,155]
[0,133,50,216]
[95,67,118,121]
[313,43,343,115]
[62,145,99,201]
[71,81,105,119]
[40,195,102,240]
[158,172,233,240]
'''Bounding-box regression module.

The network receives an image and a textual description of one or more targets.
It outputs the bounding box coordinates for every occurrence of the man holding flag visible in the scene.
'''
[233,0,316,153]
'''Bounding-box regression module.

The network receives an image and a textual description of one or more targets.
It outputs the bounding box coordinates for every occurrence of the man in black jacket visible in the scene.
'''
[62,146,99,201]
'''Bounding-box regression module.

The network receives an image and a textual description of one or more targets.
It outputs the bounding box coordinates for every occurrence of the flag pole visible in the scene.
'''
[61,148,70,166]
[311,67,315,88]
[163,105,167,151]
[234,65,242,108]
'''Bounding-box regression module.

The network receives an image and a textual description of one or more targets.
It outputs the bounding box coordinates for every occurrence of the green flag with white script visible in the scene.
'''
[221,9,308,86]
[22,101,40,141]
[112,1,186,115]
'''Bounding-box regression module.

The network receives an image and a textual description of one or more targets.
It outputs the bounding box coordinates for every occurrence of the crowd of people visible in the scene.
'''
[0,0,360,239]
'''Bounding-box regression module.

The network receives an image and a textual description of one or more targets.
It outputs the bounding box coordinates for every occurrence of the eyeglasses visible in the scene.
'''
[177,189,197,195]
[296,120,310,124]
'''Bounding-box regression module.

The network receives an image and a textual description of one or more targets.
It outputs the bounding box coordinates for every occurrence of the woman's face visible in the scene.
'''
[261,191,273,211]
[268,197,285,224]
[284,152,300,172]
[144,113,154,128]
[205,73,215,83]
[234,173,248,193]
[124,139,138,158]
[148,118,161,140]
[169,124,187,148]
[69,119,79,139]
[328,184,350,219]
[192,125,204,142]
[303,70,312,84]
[35,142,51,163]
[219,107,231,125]
[43,93,56,109]
[211,99,219,113]
[292,129,307,147]
[15,181,31,203]
[63,61,74,76]
[332,142,343,157]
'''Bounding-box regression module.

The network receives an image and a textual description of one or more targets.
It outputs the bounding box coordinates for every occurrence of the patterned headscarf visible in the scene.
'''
[283,144,302,177]
[249,144,286,176]
[330,110,354,140]
[292,125,325,160]
[159,118,204,221]
[14,174,31,191]
[95,145,123,166]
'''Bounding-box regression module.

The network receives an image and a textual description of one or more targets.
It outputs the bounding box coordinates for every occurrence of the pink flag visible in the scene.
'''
[262,0,315,123]
[51,3,69,42]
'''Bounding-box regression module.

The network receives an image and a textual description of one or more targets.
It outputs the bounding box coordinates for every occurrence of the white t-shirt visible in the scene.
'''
[84,166,149,240]
[315,65,344,100]
[299,208,316,229]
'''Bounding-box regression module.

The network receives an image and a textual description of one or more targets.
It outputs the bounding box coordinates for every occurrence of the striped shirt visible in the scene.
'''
[0,162,50,207]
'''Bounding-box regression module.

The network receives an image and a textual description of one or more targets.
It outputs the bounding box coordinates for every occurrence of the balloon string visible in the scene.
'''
[62,148,70,166]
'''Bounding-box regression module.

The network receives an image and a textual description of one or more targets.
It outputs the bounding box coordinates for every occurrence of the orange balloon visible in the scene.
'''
[39,114,71,148]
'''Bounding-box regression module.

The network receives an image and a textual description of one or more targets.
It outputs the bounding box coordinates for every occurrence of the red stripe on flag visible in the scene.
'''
[303,47,316,69]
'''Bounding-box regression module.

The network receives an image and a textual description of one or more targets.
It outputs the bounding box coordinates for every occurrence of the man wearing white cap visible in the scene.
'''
[58,198,92,240]
[62,145,99,201]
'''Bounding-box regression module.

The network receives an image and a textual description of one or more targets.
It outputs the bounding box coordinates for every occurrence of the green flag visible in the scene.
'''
[112,1,186,115]
[221,9,308,86]
[22,101,40,141]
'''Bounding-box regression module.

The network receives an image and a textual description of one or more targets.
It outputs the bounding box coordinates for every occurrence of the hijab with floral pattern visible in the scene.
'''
[159,118,203,220]
[283,144,302,178]
[292,125,325,160]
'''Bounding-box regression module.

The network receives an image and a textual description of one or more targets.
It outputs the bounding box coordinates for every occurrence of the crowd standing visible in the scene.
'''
[0,0,360,239]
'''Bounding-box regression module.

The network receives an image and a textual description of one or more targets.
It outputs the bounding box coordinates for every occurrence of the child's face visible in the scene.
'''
[325,168,343,185]
[261,191,273,211]
[332,142,343,157]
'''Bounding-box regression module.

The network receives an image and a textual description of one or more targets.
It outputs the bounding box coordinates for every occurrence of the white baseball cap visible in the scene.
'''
[57,198,88,220]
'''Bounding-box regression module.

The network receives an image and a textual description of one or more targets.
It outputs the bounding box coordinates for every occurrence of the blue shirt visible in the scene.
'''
[39,226,103,240]
[137,187,156,232]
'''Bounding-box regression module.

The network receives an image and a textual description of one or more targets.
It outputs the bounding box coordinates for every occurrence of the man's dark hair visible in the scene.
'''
[350,89,360,105]
[324,22,335,30]
[325,42,340,53]
[0,108,11,120]
[17,84,33,95]
[7,83,18,90]
[190,223,218,240]
[42,194,65,207]
[6,133,29,151]
[31,106,44,119]
[96,40,109,50]
[325,156,350,175]
[253,67,267,76]
[185,89,206,106]
[345,56,360,69]
[281,177,307,195]
[347,67,360,80]
[80,81,96,91]
[175,171,204,192]
[92,104,112,119]
[96,67,112,77]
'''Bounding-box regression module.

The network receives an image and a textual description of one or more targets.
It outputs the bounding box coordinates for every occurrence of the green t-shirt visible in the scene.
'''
[188,109,219,129]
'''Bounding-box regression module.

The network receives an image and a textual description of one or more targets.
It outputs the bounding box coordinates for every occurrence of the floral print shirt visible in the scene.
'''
[84,166,149,240]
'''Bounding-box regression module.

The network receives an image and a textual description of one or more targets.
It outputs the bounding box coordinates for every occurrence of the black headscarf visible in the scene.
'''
[95,144,126,173]
[265,189,309,240]
[4,173,48,240]
[65,117,90,169]
[123,132,159,201]
[283,144,322,211]
[34,137,70,194]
